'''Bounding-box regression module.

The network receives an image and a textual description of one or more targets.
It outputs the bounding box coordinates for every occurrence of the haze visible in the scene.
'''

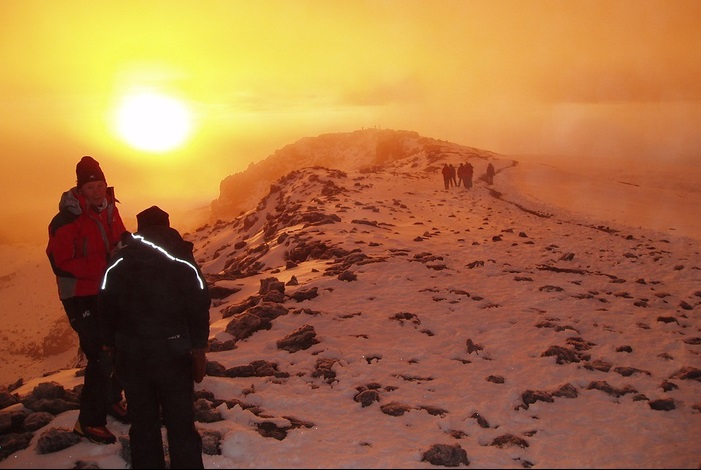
[1,0,700,244]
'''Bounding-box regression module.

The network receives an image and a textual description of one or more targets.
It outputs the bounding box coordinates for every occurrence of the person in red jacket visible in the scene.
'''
[46,156,129,445]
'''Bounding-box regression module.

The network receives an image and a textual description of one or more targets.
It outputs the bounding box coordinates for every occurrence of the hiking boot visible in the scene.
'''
[108,401,130,424]
[73,421,116,445]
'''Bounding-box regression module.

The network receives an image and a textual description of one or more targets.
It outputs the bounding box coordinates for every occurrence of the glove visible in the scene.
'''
[192,348,207,383]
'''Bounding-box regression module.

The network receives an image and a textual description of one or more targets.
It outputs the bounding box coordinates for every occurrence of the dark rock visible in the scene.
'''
[466,338,484,355]
[338,270,357,281]
[207,338,237,352]
[391,312,421,326]
[262,290,285,303]
[471,412,490,428]
[613,366,650,377]
[74,460,100,469]
[587,380,637,398]
[205,361,227,377]
[541,345,580,364]
[251,360,287,378]
[669,366,701,381]
[354,390,380,407]
[277,324,319,353]
[193,398,223,423]
[0,410,27,434]
[225,303,288,340]
[491,433,529,448]
[225,364,256,377]
[259,277,285,295]
[649,398,676,411]
[419,405,448,416]
[551,383,578,399]
[200,429,222,455]
[380,402,413,416]
[256,421,287,440]
[660,380,678,392]
[289,287,319,302]
[221,296,260,319]
[22,411,54,432]
[656,316,678,324]
[36,427,81,454]
[566,337,595,351]
[520,390,553,408]
[0,432,33,460]
[0,391,20,410]
[208,284,241,300]
[421,443,469,467]
[584,359,612,372]
[312,358,338,384]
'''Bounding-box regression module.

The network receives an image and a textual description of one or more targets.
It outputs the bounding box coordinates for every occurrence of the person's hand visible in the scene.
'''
[192,348,207,383]
[110,233,130,257]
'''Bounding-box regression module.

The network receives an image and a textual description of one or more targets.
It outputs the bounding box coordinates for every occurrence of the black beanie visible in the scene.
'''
[76,156,106,188]
[137,206,170,231]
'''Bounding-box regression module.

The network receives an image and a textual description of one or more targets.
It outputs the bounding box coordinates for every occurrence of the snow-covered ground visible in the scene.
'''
[1,142,700,468]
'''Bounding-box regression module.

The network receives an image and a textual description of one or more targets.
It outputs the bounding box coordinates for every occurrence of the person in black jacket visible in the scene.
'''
[99,205,210,469]
[485,162,495,185]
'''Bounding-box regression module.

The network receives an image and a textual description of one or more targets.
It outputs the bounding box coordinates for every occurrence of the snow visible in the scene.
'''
[1,147,700,469]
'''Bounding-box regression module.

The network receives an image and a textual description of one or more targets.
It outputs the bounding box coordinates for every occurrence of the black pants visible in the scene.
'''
[62,296,123,427]
[116,345,203,469]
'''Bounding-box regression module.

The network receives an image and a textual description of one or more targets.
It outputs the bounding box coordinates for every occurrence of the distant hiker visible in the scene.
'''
[441,163,452,189]
[46,156,129,445]
[463,162,474,189]
[449,164,457,187]
[457,163,465,187]
[99,206,211,469]
[485,162,495,185]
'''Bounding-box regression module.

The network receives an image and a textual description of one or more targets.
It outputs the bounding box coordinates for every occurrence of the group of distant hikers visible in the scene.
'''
[441,161,494,190]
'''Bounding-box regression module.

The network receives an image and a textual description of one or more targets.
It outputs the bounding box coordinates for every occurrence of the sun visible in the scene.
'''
[115,91,192,152]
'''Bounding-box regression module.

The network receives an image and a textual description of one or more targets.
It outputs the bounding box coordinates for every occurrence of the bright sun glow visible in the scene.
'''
[115,91,192,152]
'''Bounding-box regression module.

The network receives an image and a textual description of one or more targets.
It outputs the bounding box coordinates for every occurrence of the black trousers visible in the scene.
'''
[116,345,203,469]
[62,296,123,427]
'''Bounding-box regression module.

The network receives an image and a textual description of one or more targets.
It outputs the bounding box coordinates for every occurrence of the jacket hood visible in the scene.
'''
[58,189,83,216]
[127,225,195,263]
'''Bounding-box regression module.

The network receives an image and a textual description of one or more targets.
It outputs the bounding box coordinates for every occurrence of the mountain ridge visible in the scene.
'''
[209,128,500,222]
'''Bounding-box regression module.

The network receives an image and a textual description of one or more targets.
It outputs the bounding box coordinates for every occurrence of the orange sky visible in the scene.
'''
[1,0,700,244]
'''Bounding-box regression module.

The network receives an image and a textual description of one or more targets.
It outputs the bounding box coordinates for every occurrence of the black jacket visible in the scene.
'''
[99,226,210,353]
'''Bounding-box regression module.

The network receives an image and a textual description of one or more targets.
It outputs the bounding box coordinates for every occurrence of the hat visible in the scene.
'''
[76,156,106,188]
[137,206,170,231]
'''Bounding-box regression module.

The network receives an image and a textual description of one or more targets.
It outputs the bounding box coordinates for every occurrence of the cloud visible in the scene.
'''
[541,65,701,104]
[341,76,426,107]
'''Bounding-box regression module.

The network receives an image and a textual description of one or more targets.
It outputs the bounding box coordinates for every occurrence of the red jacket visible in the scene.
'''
[47,187,127,299]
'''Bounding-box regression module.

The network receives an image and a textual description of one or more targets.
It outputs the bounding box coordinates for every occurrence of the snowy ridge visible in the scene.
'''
[1,134,700,469]
[210,128,498,220]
